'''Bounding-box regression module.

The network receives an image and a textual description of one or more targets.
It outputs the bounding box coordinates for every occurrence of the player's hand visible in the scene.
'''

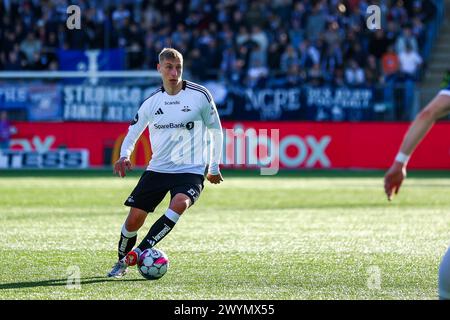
[113,157,132,178]
[384,162,407,201]
[207,172,223,184]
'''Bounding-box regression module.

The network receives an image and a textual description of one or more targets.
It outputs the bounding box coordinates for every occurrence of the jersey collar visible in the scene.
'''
[160,80,187,93]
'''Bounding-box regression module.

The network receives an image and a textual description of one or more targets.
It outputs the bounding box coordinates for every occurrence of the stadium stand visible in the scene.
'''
[0,0,446,122]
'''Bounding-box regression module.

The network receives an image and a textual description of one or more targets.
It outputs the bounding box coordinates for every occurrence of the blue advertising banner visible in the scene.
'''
[62,85,158,121]
[0,86,28,109]
[217,85,378,121]
[0,85,62,121]
[57,49,126,71]
[1,81,389,122]
[28,85,62,121]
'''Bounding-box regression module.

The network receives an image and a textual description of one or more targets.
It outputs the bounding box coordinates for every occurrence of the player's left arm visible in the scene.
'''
[201,96,224,184]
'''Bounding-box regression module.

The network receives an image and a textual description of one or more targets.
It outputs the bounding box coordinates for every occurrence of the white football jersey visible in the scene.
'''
[120,80,223,175]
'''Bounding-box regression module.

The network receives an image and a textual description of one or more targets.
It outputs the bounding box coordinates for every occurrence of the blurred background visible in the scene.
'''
[0,0,449,171]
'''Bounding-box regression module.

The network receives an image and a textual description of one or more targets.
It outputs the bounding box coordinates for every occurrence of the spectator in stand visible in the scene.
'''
[399,43,423,79]
[385,21,400,45]
[396,25,419,54]
[284,64,306,87]
[112,4,130,28]
[289,20,304,49]
[0,0,439,107]
[323,21,343,49]
[382,45,401,115]
[20,32,42,65]
[249,25,269,54]
[247,58,269,89]
[398,43,423,119]
[3,49,25,71]
[291,1,307,28]
[220,46,237,81]
[267,43,283,72]
[322,43,343,83]
[187,48,207,81]
[306,1,327,42]
[365,55,381,86]
[245,1,268,27]
[368,29,391,59]
[407,0,437,23]
[345,59,365,87]
[308,63,325,87]
[248,42,267,69]
[280,45,299,73]
[390,0,409,27]
[382,45,400,78]
[345,42,366,69]
[411,17,426,48]
[227,59,246,86]
[332,66,346,87]
[204,38,223,79]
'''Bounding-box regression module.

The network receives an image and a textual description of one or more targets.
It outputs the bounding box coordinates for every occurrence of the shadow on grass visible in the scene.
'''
[0,277,146,290]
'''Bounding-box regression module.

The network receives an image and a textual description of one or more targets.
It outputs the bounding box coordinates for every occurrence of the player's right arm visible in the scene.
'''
[114,101,152,178]
[384,94,450,200]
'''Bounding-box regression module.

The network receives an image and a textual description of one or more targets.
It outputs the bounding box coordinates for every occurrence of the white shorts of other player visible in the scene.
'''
[439,247,450,300]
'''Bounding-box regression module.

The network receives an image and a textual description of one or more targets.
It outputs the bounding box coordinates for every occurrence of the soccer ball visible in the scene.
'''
[137,248,169,280]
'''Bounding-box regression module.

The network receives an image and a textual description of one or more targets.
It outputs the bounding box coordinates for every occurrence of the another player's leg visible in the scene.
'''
[107,207,147,278]
[439,246,450,300]
[134,193,190,253]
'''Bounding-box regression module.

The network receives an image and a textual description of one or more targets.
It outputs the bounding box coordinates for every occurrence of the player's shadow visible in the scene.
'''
[0,277,145,290]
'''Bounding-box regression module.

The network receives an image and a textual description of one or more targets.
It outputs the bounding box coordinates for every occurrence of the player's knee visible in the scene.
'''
[417,108,435,122]
[125,208,147,231]
[169,194,191,215]
[125,218,141,232]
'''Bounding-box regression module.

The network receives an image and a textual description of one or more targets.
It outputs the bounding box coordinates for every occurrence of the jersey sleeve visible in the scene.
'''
[201,93,223,175]
[120,100,152,158]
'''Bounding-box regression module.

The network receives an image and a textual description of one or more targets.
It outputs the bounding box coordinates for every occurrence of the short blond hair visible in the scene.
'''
[158,48,183,63]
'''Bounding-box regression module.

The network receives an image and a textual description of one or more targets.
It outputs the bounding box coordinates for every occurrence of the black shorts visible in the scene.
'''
[124,170,204,213]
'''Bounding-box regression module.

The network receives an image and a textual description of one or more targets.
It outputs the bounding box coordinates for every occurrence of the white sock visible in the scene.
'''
[121,224,137,238]
[165,208,181,223]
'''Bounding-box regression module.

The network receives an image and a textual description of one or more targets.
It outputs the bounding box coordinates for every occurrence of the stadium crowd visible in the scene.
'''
[0,0,437,89]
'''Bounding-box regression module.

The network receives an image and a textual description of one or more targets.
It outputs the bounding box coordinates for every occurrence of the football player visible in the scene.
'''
[108,48,223,278]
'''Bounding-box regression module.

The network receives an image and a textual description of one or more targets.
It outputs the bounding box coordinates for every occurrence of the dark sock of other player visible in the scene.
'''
[118,226,138,260]
[137,209,179,252]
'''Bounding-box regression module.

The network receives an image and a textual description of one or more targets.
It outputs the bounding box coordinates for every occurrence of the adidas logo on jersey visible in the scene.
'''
[155,108,164,115]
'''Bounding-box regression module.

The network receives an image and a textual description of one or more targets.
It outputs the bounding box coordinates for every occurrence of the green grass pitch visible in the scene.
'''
[1,169,449,300]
